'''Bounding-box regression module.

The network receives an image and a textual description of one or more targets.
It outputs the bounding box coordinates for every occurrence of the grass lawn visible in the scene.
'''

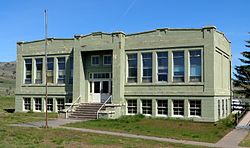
[0,96,204,147]
[65,114,234,143]
[240,131,250,147]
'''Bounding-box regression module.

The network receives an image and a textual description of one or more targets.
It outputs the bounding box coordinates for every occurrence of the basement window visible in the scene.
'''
[34,98,42,111]
[57,98,65,111]
[23,98,31,111]
[127,100,137,114]
[173,100,184,116]
[189,100,201,117]
[142,100,152,115]
[47,98,53,112]
[157,100,168,115]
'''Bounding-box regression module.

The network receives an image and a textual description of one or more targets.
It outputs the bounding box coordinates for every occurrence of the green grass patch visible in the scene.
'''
[0,96,206,147]
[240,132,250,147]
[65,114,234,143]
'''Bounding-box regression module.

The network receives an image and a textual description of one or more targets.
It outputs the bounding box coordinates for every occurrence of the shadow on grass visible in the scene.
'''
[4,108,15,113]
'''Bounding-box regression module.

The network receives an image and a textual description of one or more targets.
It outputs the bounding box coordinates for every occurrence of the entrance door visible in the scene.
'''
[91,80,111,103]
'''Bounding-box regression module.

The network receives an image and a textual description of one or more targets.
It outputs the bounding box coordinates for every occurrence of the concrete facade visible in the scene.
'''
[15,26,232,122]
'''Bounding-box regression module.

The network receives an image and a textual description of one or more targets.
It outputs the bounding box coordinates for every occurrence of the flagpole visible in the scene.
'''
[44,9,48,128]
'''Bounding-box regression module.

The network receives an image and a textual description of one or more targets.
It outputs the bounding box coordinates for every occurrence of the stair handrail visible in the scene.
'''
[97,95,112,119]
[65,96,81,118]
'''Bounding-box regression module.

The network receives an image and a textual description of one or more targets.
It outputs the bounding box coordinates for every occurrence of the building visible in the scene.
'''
[15,26,232,122]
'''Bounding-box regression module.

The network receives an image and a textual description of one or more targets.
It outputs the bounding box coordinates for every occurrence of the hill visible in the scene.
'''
[0,62,16,96]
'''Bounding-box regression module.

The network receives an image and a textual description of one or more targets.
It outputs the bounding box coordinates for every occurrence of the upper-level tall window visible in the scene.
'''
[157,52,168,82]
[47,58,54,84]
[57,57,65,84]
[25,59,32,84]
[127,53,137,83]
[142,53,152,83]
[173,51,184,82]
[190,50,201,82]
[35,58,43,84]
[69,56,73,84]
[103,55,112,65]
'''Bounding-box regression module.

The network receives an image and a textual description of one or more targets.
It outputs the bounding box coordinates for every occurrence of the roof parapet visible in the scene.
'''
[202,26,217,30]
[17,41,25,45]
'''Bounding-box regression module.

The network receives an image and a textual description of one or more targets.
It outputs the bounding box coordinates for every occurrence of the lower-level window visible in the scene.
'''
[24,98,31,110]
[47,98,53,111]
[157,100,168,115]
[142,100,152,115]
[57,98,65,111]
[34,98,42,111]
[173,100,184,116]
[127,100,137,114]
[218,100,220,118]
[189,100,201,116]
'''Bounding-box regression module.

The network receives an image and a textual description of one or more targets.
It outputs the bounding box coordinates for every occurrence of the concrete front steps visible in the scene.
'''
[69,103,105,120]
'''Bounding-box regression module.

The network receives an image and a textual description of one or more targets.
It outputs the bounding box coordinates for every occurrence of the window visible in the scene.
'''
[47,58,54,83]
[25,59,32,84]
[190,50,201,82]
[35,58,43,84]
[157,52,168,82]
[69,56,73,84]
[47,98,53,111]
[57,57,65,84]
[91,55,99,65]
[218,100,220,118]
[173,51,184,82]
[93,73,110,79]
[57,98,65,111]
[222,99,224,116]
[127,100,137,114]
[142,53,152,83]
[142,100,152,115]
[34,98,42,111]
[226,99,228,115]
[103,55,112,65]
[173,100,184,116]
[189,100,201,116]
[157,100,168,115]
[24,98,31,110]
[127,53,137,83]
[66,97,72,103]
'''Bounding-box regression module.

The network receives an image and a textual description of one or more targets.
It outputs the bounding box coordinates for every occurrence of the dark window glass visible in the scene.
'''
[69,56,73,84]
[35,98,42,111]
[94,81,100,93]
[57,98,65,111]
[25,59,32,84]
[127,100,137,114]
[127,53,137,83]
[35,58,43,84]
[157,100,168,115]
[47,98,53,111]
[104,55,112,65]
[173,100,184,116]
[190,100,201,116]
[157,52,168,82]
[102,81,109,93]
[24,98,31,110]
[190,50,201,82]
[92,56,99,65]
[142,100,152,114]
[57,57,65,84]
[47,58,54,83]
[173,51,184,82]
[142,53,152,83]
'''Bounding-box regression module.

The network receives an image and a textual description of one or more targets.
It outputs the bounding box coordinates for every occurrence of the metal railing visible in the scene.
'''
[65,96,81,118]
[97,95,112,119]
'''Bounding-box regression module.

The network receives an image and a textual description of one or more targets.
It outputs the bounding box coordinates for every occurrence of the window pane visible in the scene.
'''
[189,100,201,116]
[92,56,99,65]
[104,55,112,65]
[127,53,137,83]
[25,59,32,84]
[127,100,137,114]
[94,82,100,93]
[173,51,184,82]
[142,53,152,83]
[36,58,43,84]
[102,81,109,93]
[190,50,201,82]
[157,100,168,115]
[157,52,168,82]
[142,100,152,115]
[173,100,184,116]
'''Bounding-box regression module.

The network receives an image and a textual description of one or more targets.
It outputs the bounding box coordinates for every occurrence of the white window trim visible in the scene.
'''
[103,55,112,66]
[156,100,168,116]
[172,100,184,117]
[91,55,100,66]
[126,99,137,115]
[33,98,42,112]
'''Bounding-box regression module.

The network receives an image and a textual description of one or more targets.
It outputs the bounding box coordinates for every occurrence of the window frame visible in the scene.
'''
[157,100,168,116]
[23,98,31,111]
[142,99,152,115]
[103,55,112,66]
[91,55,100,66]
[157,52,168,82]
[142,52,152,83]
[57,57,66,84]
[173,100,184,117]
[24,59,32,84]
[127,53,138,83]
[57,98,65,111]
[189,50,202,82]
[35,58,43,84]
[173,51,185,83]
[47,57,54,84]
[47,98,53,112]
[127,99,137,114]
[34,98,42,111]
[189,100,201,117]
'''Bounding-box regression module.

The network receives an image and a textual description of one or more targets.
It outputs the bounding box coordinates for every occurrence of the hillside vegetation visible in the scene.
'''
[0,62,16,96]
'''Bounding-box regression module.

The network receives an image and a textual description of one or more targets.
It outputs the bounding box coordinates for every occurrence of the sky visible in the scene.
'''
[0,0,249,69]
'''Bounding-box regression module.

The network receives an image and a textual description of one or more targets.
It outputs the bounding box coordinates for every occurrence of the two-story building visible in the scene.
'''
[15,26,232,122]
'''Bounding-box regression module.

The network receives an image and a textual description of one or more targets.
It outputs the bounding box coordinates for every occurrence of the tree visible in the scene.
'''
[234,35,250,98]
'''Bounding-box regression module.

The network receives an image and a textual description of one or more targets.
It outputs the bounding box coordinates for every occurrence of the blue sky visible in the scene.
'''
[0,0,249,69]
